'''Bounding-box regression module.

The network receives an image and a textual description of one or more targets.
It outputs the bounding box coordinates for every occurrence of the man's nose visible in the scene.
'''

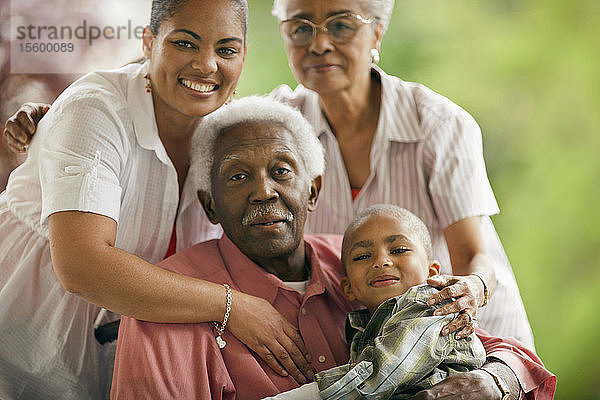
[249,175,279,203]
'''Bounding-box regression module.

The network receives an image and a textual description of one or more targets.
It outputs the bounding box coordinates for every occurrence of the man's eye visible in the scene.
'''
[274,167,290,176]
[352,254,370,261]
[391,247,409,254]
[230,173,246,181]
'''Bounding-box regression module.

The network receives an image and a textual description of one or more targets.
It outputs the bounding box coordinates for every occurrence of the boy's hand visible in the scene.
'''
[426,274,483,339]
[3,102,50,153]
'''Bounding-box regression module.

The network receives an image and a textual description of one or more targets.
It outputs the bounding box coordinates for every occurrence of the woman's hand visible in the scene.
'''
[226,290,315,385]
[426,274,485,339]
[3,102,49,153]
[411,369,501,400]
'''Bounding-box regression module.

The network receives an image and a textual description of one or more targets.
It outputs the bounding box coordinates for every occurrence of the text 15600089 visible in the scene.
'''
[18,42,75,53]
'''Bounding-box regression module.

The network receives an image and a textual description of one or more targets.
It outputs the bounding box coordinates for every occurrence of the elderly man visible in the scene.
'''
[111,97,555,400]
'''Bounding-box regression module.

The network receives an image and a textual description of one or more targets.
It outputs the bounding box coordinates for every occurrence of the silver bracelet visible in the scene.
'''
[471,273,489,307]
[214,283,231,349]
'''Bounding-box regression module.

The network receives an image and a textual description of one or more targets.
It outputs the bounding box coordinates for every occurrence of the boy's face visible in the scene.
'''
[341,214,440,313]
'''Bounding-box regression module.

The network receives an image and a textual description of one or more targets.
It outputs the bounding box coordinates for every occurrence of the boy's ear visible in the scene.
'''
[198,190,220,225]
[341,277,356,302]
[428,260,441,277]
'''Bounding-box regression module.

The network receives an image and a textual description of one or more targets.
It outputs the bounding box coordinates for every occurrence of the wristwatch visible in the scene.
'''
[481,367,510,400]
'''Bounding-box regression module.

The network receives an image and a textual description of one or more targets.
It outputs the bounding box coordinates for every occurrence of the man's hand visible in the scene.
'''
[411,369,501,400]
[426,274,483,339]
[3,102,50,153]
[226,291,315,385]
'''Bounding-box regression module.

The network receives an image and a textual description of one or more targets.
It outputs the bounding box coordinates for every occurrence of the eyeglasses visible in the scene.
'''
[280,12,375,47]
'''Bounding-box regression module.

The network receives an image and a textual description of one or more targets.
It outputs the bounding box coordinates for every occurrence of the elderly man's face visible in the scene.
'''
[201,120,320,261]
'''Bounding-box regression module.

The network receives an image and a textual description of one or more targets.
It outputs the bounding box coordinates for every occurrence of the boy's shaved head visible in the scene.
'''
[342,205,433,269]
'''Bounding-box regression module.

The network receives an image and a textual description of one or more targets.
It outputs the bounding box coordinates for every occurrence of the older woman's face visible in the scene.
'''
[143,0,246,119]
[280,0,381,96]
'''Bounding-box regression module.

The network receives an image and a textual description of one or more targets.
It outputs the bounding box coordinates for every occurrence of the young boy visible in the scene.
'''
[266,204,486,400]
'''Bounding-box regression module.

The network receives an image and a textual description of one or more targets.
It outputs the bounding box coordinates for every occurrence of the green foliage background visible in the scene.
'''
[238,1,600,398]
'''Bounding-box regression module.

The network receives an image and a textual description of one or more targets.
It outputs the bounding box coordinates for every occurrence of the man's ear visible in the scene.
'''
[142,25,154,59]
[428,260,441,278]
[198,190,220,225]
[307,175,322,212]
[341,277,356,302]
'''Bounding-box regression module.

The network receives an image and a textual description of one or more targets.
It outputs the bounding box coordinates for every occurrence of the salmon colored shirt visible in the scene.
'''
[111,234,556,400]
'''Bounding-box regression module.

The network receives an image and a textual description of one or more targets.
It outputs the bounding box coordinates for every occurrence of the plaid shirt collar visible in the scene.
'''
[345,284,431,342]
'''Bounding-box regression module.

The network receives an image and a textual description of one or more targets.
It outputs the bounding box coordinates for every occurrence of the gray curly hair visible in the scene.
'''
[190,95,325,194]
[271,0,395,34]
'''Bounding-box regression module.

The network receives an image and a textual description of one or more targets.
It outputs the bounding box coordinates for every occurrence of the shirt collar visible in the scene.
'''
[299,65,423,144]
[126,61,172,166]
[217,234,333,305]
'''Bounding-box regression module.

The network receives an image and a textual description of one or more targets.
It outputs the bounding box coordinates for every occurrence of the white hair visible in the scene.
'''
[190,95,325,194]
[271,0,395,34]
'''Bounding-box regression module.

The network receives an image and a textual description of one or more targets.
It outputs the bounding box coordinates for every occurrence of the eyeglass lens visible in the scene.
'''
[283,14,364,45]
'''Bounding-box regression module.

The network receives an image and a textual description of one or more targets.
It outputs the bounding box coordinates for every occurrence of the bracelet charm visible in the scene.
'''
[214,283,232,349]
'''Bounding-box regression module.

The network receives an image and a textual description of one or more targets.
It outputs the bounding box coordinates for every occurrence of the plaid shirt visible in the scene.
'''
[316,284,486,400]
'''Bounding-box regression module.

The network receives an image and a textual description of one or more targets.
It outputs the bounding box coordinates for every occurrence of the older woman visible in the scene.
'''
[0,0,318,398]
[269,0,534,348]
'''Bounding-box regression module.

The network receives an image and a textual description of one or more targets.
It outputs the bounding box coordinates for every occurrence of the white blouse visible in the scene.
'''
[271,66,535,349]
[0,62,219,399]
[7,62,220,257]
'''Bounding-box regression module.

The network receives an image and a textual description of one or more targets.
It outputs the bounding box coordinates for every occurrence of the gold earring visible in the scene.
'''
[144,73,152,93]
[225,89,237,105]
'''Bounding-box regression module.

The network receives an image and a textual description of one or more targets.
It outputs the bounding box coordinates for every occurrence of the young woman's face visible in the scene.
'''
[143,0,246,119]
[280,0,381,96]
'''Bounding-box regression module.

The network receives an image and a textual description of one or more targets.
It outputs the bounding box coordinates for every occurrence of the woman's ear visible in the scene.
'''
[428,260,441,278]
[142,25,154,59]
[374,23,384,52]
[341,277,356,302]
[198,190,220,225]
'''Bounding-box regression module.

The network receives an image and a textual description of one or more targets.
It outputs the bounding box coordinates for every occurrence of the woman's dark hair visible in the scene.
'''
[149,0,248,38]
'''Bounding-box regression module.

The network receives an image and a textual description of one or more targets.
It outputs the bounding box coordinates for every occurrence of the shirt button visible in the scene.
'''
[301,308,307,315]
[318,355,326,363]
